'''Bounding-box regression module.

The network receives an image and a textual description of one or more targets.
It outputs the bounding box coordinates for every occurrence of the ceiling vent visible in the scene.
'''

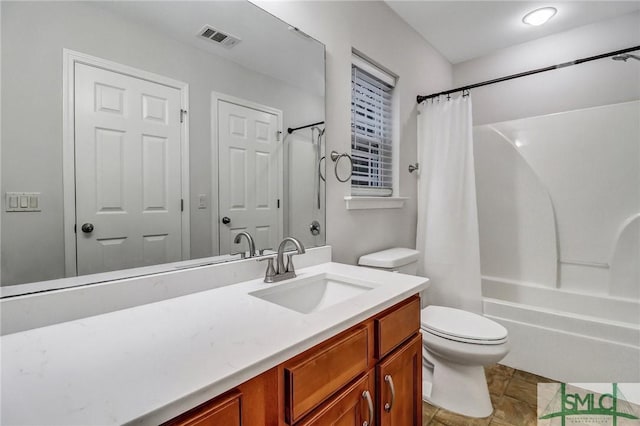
[198,25,241,49]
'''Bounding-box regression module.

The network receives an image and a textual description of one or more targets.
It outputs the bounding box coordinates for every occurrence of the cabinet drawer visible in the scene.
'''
[296,373,374,426]
[284,326,369,424]
[165,390,241,426]
[375,296,420,359]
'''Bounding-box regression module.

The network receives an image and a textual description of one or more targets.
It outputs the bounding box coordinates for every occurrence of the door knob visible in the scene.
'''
[81,223,94,233]
[221,216,231,225]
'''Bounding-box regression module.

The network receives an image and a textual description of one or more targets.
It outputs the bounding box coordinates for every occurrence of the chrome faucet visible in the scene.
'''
[233,232,256,258]
[260,237,306,283]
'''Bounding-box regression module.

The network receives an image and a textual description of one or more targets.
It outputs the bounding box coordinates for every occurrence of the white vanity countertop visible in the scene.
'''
[1,262,429,425]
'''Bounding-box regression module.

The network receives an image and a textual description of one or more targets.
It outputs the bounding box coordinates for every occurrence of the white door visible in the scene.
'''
[74,63,183,275]
[218,100,281,254]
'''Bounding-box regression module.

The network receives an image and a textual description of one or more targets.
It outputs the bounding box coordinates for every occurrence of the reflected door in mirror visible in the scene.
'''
[75,63,183,275]
[218,99,282,254]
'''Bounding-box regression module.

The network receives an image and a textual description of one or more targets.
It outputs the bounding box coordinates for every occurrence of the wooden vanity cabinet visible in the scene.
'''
[163,368,279,426]
[164,390,241,426]
[289,295,422,426]
[165,295,421,426]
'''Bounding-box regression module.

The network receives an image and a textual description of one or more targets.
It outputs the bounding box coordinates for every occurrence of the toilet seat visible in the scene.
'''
[421,306,508,345]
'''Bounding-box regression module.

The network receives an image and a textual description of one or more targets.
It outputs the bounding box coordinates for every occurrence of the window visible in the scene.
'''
[351,54,396,197]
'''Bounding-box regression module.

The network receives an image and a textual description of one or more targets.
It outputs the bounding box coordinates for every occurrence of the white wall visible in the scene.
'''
[255,1,452,265]
[454,12,640,125]
[1,1,324,285]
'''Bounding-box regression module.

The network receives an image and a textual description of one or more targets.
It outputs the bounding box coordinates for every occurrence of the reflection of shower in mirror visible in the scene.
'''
[311,126,326,210]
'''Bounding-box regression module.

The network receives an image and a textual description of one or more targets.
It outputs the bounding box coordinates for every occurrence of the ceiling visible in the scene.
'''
[385,1,640,64]
[95,1,325,96]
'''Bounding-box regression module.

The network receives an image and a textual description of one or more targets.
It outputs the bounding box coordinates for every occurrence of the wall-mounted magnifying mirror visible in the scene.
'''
[1,1,326,295]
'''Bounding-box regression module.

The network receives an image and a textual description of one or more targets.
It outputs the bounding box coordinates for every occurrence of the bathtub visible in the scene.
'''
[482,276,640,382]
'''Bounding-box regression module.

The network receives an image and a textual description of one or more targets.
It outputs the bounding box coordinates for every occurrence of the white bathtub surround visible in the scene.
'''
[0,261,429,425]
[416,95,482,313]
[473,101,640,381]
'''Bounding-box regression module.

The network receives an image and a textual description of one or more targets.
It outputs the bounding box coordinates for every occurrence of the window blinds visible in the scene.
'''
[351,60,394,196]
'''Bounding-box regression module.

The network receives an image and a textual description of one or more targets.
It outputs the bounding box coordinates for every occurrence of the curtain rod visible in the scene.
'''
[416,45,640,104]
[287,121,325,134]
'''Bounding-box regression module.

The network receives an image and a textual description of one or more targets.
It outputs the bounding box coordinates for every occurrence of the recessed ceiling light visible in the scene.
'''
[522,7,557,26]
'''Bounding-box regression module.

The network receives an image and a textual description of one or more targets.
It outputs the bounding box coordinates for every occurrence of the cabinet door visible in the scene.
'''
[166,391,241,426]
[376,334,422,426]
[297,373,375,426]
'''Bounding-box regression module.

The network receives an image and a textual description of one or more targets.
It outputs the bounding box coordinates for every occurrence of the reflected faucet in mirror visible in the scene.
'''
[233,232,257,258]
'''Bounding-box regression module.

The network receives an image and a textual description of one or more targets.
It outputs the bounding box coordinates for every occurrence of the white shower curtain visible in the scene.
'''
[416,96,483,313]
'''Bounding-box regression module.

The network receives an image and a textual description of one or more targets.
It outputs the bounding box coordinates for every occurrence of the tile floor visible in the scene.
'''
[422,364,556,426]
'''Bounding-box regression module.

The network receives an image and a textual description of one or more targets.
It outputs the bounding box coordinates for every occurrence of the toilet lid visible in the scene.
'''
[421,306,508,343]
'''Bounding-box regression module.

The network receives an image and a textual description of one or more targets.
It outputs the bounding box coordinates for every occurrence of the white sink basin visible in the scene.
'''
[249,273,375,314]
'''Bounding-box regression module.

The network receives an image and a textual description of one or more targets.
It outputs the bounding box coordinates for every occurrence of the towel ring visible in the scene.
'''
[330,150,353,183]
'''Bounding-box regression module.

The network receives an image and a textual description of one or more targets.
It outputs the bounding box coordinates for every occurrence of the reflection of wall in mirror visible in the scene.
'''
[1,1,325,285]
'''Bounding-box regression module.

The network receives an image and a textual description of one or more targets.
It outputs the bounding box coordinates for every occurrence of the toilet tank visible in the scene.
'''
[358,248,419,275]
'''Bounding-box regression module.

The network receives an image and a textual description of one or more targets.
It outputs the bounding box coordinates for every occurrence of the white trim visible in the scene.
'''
[344,196,407,210]
[210,92,284,255]
[352,52,396,87]
[62,49,190,277]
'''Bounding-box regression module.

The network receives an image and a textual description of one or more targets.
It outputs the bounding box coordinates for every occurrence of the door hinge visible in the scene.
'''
[277,199,280,209]
[181,199,184,211]
[74,224,77,234]
[180,109,188,123]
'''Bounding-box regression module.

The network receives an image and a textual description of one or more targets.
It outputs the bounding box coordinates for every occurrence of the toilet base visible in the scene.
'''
[422,356,493,418]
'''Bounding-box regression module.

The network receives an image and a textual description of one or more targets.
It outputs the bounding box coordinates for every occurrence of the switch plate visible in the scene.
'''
[198,194,207,209]
[5,192,41,212]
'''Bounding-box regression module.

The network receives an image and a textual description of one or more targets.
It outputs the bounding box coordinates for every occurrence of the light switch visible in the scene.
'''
[6,192,41,212]
[198,194,207,209]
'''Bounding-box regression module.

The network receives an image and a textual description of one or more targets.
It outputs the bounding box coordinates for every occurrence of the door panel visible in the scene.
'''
[377,334,422,426]
[218,100,281,254]
[75,63,183,275]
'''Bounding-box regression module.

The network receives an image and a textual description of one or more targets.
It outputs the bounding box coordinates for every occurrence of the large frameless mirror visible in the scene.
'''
[1,1,326,295]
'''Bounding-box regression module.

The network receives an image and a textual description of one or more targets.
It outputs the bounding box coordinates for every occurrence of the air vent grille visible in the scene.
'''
[198,25,241,49]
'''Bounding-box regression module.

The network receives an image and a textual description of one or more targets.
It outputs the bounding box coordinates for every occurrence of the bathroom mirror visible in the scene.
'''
[0,1,326,293]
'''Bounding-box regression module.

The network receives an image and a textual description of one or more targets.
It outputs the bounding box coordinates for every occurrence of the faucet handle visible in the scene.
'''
[258,256,277,283]
[259,248,273,255]
[285,253,296,273]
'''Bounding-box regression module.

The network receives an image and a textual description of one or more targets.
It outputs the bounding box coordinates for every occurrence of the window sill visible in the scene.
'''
[344,196,408,210]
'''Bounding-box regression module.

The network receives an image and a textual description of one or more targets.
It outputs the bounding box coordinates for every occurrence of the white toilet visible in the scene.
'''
[358,248,510,418]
